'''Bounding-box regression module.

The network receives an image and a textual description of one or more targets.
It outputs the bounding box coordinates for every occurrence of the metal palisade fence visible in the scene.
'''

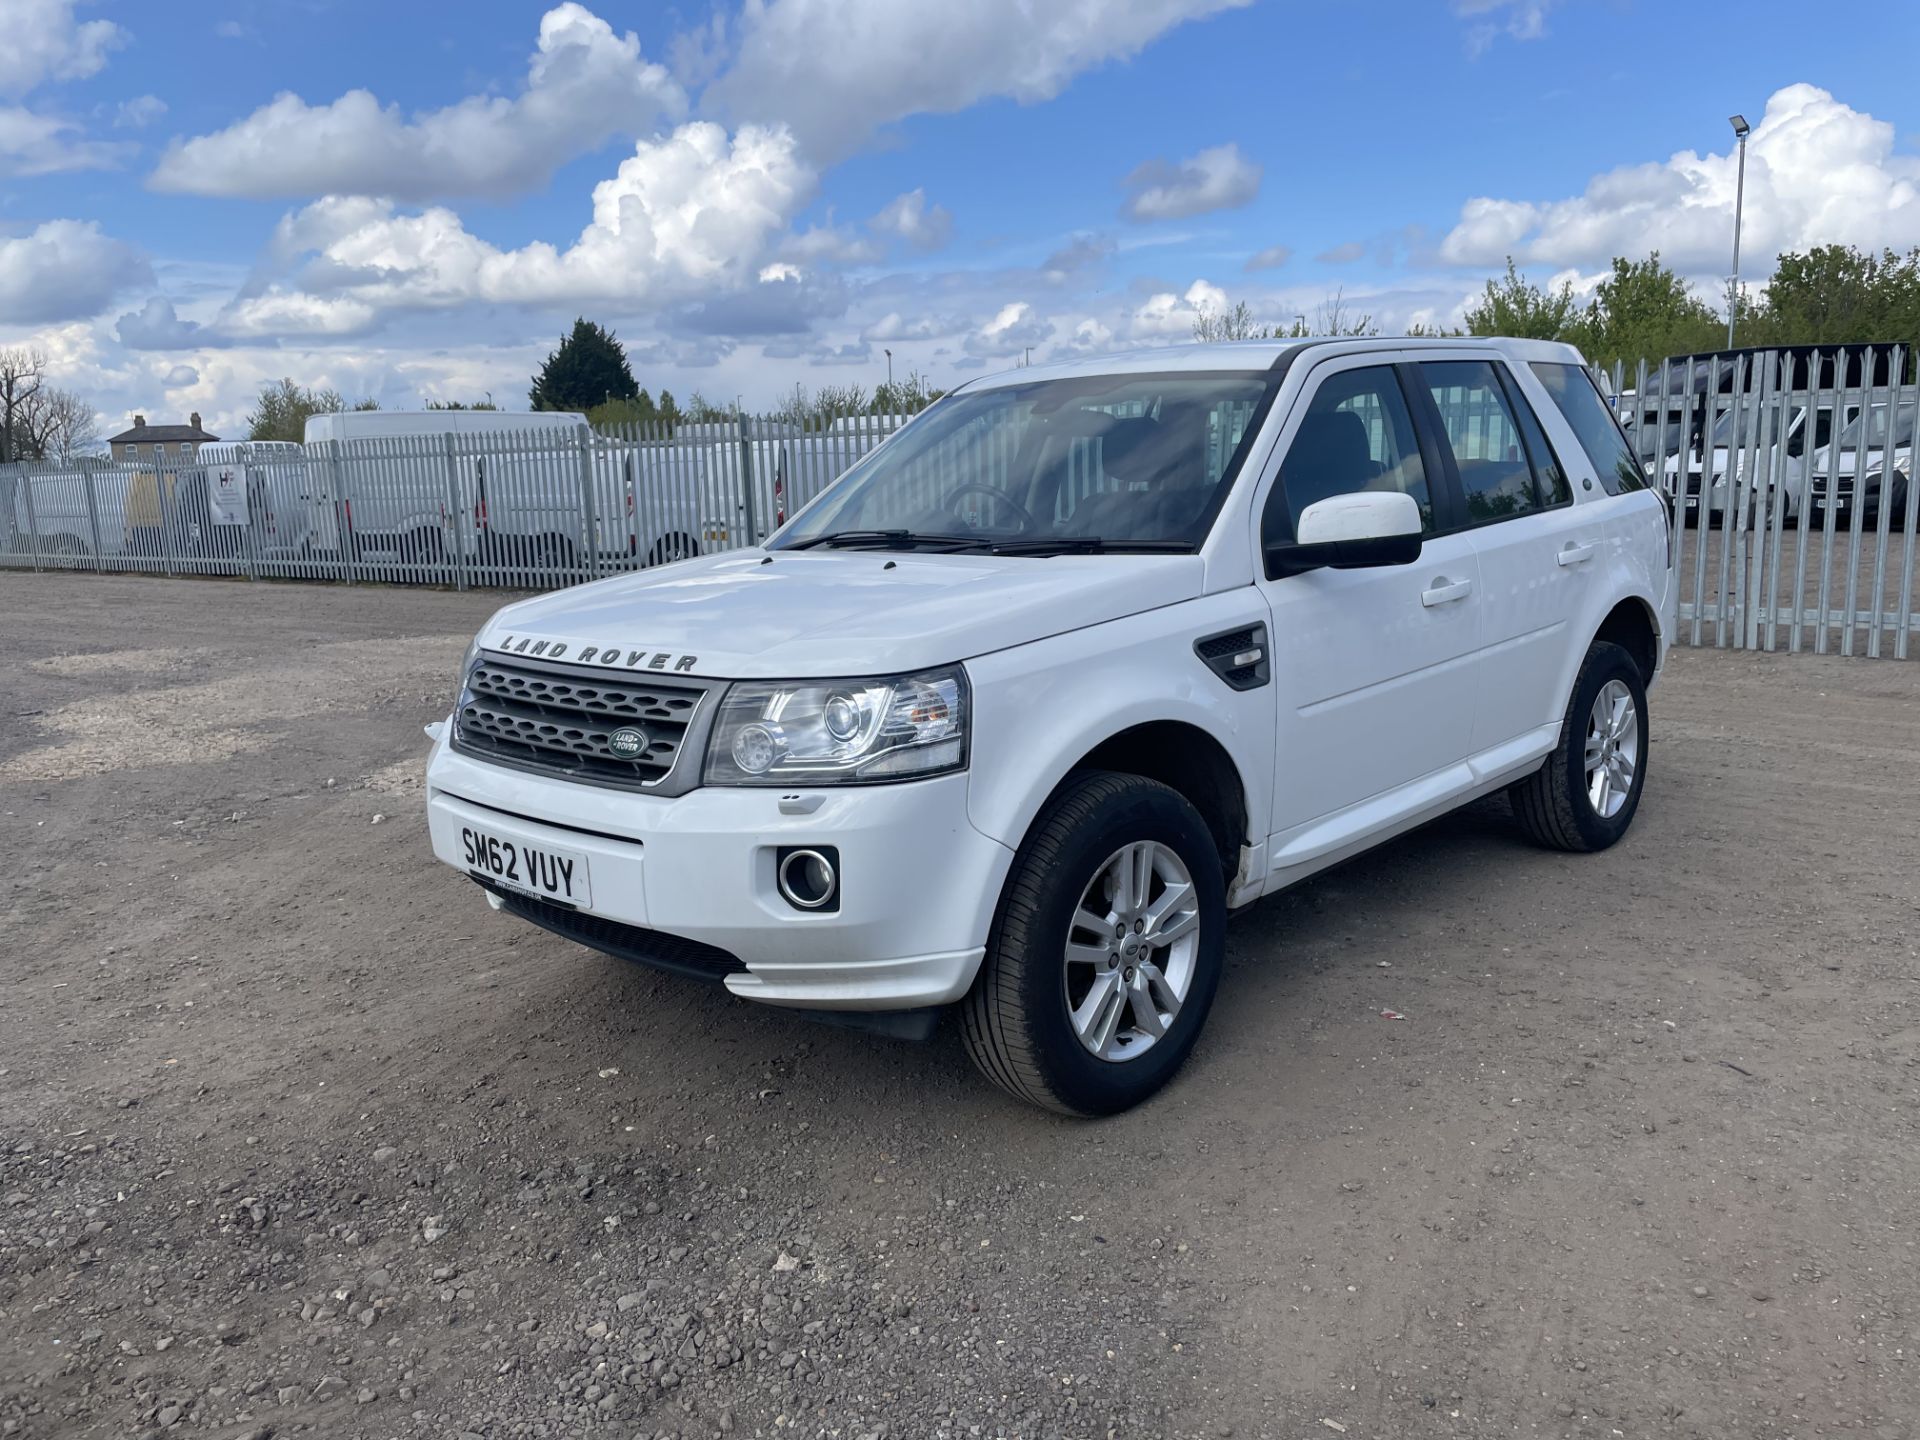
[1599,344,1920,659]
[5,353,1920,659]
[0,412,912,592]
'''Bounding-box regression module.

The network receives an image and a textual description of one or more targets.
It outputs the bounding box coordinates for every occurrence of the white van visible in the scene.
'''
[191,441,313,556]
[303,410,715,571]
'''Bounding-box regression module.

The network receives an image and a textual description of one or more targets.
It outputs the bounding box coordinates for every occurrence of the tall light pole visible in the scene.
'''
[884,348,893,395]
[1727,113,1750,349]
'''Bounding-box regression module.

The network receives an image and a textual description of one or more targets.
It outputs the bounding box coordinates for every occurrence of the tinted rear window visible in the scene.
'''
[1530,362,1648,496]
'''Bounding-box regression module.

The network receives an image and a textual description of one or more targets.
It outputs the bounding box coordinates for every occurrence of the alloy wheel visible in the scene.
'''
[1584,678,1640,818]
[1062,841,1201,1062]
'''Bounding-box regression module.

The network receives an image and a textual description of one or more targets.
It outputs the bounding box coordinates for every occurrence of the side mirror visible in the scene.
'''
[1265,491,1423,579]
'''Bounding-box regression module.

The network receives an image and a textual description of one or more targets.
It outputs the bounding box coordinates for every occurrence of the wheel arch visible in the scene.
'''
[1041,720,1253,881]
[1590,594,1660,686]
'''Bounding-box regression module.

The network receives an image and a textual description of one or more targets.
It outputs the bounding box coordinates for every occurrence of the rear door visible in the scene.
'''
[1411,356,1592,755]
[1252,353,1482,855]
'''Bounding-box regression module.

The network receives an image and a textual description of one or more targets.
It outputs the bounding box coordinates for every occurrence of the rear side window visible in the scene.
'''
[1419,360,1546,524]
[1530,361,1648,496]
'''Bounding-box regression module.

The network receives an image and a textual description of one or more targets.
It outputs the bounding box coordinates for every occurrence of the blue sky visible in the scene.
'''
[5,0,1920,436]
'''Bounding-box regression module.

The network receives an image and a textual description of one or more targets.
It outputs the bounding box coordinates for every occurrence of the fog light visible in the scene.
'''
[776,846,839,912]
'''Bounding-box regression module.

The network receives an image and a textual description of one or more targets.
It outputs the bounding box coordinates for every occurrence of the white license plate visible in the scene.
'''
[460,824,592,907]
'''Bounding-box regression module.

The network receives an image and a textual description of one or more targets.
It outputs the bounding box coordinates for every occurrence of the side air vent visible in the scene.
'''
[1194,623,1271,692]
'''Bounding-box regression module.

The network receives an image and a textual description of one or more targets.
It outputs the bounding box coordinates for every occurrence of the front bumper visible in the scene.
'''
[424,730,1013,1011]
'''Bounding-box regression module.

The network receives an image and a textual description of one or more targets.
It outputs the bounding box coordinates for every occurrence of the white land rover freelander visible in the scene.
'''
[425,338,1674,1115]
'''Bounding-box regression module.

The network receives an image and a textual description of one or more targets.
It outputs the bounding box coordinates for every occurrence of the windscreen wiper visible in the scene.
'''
[985,536,1195,556]
[785,529,986,551]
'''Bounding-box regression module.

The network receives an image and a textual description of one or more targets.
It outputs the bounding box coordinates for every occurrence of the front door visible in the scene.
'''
[1252,356,1482,876]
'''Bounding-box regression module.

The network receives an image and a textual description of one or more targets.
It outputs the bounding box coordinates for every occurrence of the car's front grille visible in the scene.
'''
[477,880,747,982]
[1808,474,1853,500]
[453,654,711,790]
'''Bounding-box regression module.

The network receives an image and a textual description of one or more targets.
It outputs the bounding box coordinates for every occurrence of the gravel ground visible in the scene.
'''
[2,571,1918,1440]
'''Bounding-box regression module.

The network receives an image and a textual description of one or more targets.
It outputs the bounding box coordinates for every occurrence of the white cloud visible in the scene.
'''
[708,0,1251,160]
[115,297,216,351]
[861,311,964,342]
[0,221,150,325]
[0,104,123,176]
[1454,0,1557,54]
[0,0,125,98]
[262,122,813,312]
[1121,142,1261,222]
[869,189,953,252]
[1041,233,1115,280]
[963,301,1054,359]
[1243,243,1291,272]
[779,222,883,267]
[0,1,131,176]
[1315,241,1366,264]
[150,4,687,201]
[114,94,167,128]
[221,292,381,340]
[1128,279,1230,339]
[1439,84,1920,275]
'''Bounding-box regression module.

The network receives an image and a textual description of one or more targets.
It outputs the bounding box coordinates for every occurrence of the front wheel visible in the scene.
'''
[1508,640,1648,852]
[960,772,1225,1116]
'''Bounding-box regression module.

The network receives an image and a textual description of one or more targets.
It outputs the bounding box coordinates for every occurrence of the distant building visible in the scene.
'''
[107,412,219,465]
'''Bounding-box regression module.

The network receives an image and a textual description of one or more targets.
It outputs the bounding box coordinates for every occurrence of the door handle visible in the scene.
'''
[1556,541,1599,567]
[1420,577,1474,607]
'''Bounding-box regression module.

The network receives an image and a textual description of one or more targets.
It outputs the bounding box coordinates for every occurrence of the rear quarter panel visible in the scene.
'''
[1505,359,1673,698]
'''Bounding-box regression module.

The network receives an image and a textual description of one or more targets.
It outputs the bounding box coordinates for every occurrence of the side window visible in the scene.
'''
[1529,360,1648,496]
[1505,371,1571,507]
[1420,360,1541,523]
[1263,366,1431,547]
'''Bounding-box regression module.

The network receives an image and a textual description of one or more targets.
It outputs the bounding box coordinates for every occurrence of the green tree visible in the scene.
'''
[1577,253,1721,370]
[587,390,659,431]
[682,391,734,424]
[1747,245,1920,346]
[1463,258,1580,339]
[247,378,345,442]
[425,398,499,411]
[655,389,681,428]
[529,318,639,412]
[810,383,867,420]
[1192,300,1264,343]
[871,369,943,415]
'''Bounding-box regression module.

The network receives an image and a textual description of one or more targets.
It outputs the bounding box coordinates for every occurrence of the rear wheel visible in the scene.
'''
[532,534,577,573]
[401,527,443,567]
[960,772,1225,1116]
[1508,640,1648,852]
[647,532,699,566]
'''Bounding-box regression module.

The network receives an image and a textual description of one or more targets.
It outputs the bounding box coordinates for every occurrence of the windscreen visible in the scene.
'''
[772,371,1279,554]
[1834,404,1915,452]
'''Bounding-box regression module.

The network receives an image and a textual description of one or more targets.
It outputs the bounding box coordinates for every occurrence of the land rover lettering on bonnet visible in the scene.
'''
[425,337,1674,1114]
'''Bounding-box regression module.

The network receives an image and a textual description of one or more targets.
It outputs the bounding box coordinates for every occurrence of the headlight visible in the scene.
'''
[704,666,968,785]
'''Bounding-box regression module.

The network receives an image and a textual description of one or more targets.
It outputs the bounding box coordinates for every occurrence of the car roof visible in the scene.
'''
[962,336,1589,392]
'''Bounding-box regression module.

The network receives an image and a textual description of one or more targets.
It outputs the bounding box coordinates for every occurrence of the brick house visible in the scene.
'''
[107,412,220,465]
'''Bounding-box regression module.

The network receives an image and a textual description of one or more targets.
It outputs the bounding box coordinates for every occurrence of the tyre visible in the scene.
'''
[532,534,576,573]
[1508,640,1648,853]
[647,532,699,567]
[401,527,444,567]
[960,772,1226,1116]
